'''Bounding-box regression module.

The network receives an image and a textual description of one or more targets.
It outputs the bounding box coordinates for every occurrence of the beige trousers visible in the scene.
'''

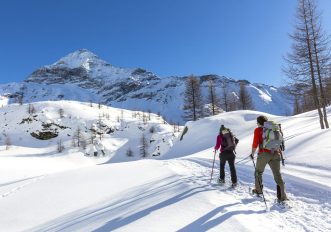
[255,152,287,201]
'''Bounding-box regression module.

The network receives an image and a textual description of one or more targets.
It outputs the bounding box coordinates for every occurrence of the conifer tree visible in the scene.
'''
[238,82,254,110]
[207,79,222,115]
[140,133,148,157]
[183,75,204,121]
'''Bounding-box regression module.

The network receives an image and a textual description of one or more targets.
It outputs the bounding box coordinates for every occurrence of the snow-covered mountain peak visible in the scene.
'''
[52,49,107,69]
[24,49,139,85]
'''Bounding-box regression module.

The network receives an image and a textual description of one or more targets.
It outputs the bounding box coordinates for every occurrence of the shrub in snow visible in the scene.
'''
[149,126,155,133]
[57,139,65,152]
[5,134,11,150]
[126,148,134,157]
[72,127,85,148]
[58,108,64,118]
[20,117,34,124]
[27,104,36,115]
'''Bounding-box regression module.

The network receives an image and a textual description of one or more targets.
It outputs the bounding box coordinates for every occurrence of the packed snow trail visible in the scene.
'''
[1,153,330,231]
[164,151,331,232]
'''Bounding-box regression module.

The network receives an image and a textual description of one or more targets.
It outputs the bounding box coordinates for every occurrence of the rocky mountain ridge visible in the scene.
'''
[0,49,292,123]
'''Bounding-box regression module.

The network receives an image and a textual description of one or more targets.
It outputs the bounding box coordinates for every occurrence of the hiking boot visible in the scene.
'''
[217,178,225,184]
[277,197,289,203]
[231,182,238,188]
[252,188,262,196]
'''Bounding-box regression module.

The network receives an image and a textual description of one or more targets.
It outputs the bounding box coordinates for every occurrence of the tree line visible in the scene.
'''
[183,76,254,121]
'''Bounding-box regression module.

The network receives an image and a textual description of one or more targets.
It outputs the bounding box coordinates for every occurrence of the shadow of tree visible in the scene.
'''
[27,175,217,232]
[178,204,265,232]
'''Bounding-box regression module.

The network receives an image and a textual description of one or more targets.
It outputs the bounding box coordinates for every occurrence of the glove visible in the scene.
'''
[250,153,254,160]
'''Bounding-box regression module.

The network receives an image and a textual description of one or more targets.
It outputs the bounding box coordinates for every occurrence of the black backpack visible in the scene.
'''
[221,128,239,153]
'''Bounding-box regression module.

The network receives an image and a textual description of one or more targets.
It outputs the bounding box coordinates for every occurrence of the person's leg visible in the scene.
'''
[269,152,288,201]
[254,153,270,194]
[277,185,281,200]
[219,153,226,182]
[227,152,237,184]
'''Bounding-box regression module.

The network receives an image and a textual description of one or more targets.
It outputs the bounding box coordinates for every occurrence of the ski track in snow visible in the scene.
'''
[163,156,331,232]
[0,175,47,199]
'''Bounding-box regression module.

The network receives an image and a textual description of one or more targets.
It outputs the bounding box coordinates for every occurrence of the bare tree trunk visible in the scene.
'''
[307,0,329,128]
[209,81,215,115]
[191,80,196,121]
[302,0,325,129]
[293,95,301,115]
[208,79,221,115]
[140,133,148,158]
[221,81,229,112]
[5,134,11,150]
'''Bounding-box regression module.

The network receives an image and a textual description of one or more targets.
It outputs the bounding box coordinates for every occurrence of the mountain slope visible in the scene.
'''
[0,49,292,124]
[0,100,176,164]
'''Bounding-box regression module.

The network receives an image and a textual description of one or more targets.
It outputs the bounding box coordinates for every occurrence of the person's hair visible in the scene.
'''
[257,115,268,126]
[219,124,226,135]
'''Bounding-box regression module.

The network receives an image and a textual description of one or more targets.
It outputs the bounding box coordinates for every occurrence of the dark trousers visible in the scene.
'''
[219,150,237,184]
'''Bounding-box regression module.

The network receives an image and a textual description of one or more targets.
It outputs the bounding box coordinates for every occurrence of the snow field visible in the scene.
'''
[0,101,330,231]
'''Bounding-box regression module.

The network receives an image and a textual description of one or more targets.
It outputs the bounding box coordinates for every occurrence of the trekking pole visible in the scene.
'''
[280,151,285,166]
[235,154,251,164]
[251,156,268,211]
[209,150,217,183]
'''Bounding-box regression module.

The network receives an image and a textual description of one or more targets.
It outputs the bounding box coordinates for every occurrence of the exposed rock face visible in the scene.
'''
[30,131,58,140]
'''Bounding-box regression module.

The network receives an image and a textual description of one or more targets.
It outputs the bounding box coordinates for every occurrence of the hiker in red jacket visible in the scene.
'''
[214,125,238,187]
[250,115,288,202]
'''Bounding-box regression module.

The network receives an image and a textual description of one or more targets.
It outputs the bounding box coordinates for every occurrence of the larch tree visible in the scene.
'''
[284,0,330,129]
[220,80,230,112]
[183,75,204,121]
[238,82,254,110]
[140,133,148,158]
[326,67,331,104]
[207,79,222,116]
[306,0,330,128]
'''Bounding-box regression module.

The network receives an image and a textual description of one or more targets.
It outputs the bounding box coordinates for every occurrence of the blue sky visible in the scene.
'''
[0,0,330,86]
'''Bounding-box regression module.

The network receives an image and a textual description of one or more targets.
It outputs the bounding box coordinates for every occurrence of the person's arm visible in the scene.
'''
[214,135,221,151]
[251,148,257,158]
[250,129,259,158]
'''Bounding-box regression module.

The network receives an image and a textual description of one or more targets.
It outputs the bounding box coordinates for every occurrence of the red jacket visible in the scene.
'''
[214,135,223,152]
[252,127,271,153]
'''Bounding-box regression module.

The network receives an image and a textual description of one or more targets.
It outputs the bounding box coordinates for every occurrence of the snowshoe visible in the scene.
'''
[274,199,292,210]
[217,178,225,184]
[249,187,262,197]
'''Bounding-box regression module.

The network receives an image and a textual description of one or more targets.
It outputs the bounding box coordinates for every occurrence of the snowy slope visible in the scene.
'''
[0,102,330,231]
[166,107,331,170]
[0,101,176,162]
